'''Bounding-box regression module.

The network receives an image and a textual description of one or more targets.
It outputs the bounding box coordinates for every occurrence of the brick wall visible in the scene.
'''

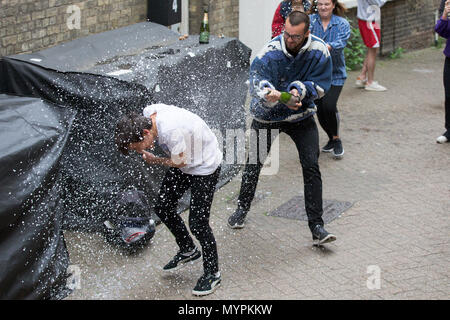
[189,0,239,38]
[0,0,442,57]
[379,0,442,54]
[0,0,147,57]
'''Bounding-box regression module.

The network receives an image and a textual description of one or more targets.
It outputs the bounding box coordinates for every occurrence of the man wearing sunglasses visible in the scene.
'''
[228,11,336,246]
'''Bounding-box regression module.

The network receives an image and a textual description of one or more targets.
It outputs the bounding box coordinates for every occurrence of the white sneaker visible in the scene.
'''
[436,135,449,143]
[364,81,387,91]
[355,77,367,88]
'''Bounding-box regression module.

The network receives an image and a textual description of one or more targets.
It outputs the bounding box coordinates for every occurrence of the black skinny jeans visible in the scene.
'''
[316,85,343,140]
[154,166,221,275]
[237,116,324,232]
[444,57,450,135]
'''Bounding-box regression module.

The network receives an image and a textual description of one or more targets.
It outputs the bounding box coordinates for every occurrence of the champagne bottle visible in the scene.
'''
[199,9,210,44]
[279,91,301,107]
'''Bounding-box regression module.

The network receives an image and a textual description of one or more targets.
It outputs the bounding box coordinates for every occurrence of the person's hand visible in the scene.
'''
[326,44,332,52]
[444,0,450,19]
[265,88,281,103]
[141,150,157,164]
[287,88,302,111]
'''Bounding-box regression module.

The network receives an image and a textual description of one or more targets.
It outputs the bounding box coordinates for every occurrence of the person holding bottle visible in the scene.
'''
[435,0,450,144]
[272,0,312,38]
[308,0,350,158]
[228,11,337,246]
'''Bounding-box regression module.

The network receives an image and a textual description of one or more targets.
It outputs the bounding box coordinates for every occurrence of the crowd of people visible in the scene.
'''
[114,0,449,297]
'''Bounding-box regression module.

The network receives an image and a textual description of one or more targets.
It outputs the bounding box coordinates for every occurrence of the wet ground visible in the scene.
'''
[65,47,449,300]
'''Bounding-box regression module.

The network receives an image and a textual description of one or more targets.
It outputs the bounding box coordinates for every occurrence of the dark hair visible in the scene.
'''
[284,0,307,10]
[286,10,310,32]
[115,112,152,155]
[439,0,445,17]
[307,0,347,17]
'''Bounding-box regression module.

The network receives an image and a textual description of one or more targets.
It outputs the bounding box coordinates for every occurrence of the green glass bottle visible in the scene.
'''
[199,9,210,44]
[279,91,301,107]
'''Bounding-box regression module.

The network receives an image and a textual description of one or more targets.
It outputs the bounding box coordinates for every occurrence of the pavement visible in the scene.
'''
[64,46,449,300]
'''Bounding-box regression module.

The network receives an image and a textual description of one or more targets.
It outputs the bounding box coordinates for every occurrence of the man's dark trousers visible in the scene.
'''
[237,116,324,232]
[154,166,221,275]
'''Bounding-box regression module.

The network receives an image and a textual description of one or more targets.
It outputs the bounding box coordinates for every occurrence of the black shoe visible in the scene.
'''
[227,207,248,229]
[332,139,344,159]
[163,248,201,272]
[192,272,221,296]
[321,140,335,153]
[312,225,336,245]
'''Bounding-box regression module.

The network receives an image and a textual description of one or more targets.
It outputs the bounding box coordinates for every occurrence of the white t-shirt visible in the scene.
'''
[357,0,386,21]
[143,104,223,176]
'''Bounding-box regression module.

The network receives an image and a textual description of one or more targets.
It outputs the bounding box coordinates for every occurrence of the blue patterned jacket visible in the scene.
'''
[249,34,332,123]
[309,14,350,86]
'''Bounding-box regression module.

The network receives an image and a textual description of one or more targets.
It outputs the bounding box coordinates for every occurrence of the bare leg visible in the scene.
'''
[366,47,378,84]
[358,54,368,80]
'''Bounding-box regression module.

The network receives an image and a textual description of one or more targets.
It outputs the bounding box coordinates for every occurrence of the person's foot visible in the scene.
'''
[332,138,344,159]
[162,248,201,272]
[312,225,336,245]
[321,139,335,153]
[355,77,367,88]
[436,132,449,143]
[364,81,387,91]
[227,207,248,229]
[192,272,221,296]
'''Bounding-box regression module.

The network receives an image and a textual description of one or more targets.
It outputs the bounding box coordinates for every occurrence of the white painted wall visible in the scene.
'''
[169,0,189,35]
[238,0,281,62]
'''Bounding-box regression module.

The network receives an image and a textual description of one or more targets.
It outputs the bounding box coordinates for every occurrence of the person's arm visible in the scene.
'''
[435,1,450,38]
[442,0,450,20]
[327,19,351,51]
[272,3,285,38]
[141,150,187,168]
[249,50,280,109]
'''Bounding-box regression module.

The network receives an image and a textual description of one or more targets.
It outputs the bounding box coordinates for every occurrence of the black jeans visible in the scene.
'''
[237,116,324,232]
[444,57,450,135]
[316,85,343,140]
[154,166,221,275]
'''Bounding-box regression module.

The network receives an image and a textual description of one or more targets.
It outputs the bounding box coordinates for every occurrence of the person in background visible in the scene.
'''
[435,0,450,143]
[272,0,312,38]
[355,0,387,91]
[308,0,350,158]
[114,104,223,296]
[228,11,337,246]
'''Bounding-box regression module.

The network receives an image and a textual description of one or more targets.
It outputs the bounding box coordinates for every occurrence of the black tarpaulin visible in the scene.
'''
[0,95,75,299]
[1,57,157,231]
[0,21,250,299]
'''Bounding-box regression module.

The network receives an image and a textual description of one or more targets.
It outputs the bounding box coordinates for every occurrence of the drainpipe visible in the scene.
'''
[435,9,439,47]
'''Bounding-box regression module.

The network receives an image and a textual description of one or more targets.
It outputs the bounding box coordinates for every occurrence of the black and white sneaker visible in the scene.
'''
[312,225,336,245]
[332,139,344,159]
[163,248,201,272]
[227,207,248,229]
[192,272,221,296]
[321,140,335,153]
